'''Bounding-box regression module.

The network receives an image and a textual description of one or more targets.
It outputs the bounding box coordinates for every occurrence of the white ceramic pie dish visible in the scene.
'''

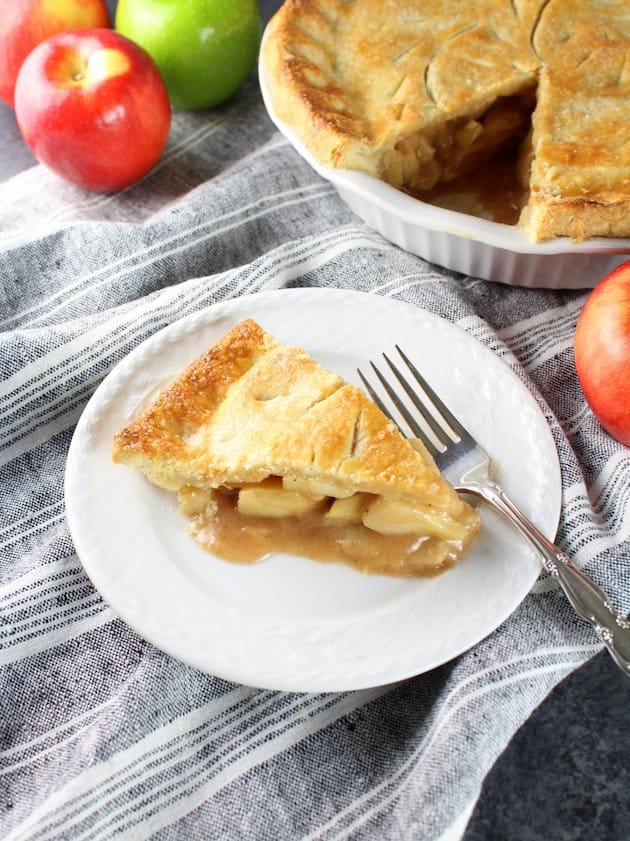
[258,33,630,290]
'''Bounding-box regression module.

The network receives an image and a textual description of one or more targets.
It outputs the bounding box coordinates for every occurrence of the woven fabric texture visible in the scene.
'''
[1,58,628,841]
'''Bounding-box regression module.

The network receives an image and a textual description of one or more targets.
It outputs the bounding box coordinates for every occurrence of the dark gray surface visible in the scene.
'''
[465,652,629,841]
[1,1,628,838]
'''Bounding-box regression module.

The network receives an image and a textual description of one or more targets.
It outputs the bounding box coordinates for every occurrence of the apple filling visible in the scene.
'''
[381,91,535,197]
[178,476,479,577]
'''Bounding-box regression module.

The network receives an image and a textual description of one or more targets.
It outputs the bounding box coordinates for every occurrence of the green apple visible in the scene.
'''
[115,0,261,110]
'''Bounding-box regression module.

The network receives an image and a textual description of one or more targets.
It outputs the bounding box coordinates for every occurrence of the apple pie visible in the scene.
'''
[112,319,480,577]
[260,0,630,241]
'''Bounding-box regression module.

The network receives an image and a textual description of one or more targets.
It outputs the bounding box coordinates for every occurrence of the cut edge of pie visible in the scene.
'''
[112,319,481,577]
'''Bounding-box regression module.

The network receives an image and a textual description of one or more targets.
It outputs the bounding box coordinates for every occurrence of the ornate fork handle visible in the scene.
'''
[467,476,630,676]
[363,348,630,677]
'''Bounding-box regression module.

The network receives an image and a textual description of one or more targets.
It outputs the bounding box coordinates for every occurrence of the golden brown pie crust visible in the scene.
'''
[112,319,480,576]
[113,319,462,509]
[261,0,630,242]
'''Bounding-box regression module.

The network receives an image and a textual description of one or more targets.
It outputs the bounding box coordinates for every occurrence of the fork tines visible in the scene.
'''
[358,346,466,457]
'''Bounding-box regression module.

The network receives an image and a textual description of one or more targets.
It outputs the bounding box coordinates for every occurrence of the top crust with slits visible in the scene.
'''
[261,0,539,176]
[261,0,630,242]
[112,318,466,518]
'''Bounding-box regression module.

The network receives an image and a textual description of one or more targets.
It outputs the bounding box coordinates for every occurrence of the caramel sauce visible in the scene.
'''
[188,489,465,578]
[412,144,528,226]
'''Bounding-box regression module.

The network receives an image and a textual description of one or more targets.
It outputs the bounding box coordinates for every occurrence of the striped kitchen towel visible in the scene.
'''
[1,52,628,841]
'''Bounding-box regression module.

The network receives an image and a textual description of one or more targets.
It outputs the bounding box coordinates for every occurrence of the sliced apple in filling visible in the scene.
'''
[237,478,326,518]
[112,319,480,577]
[382,90,536,195]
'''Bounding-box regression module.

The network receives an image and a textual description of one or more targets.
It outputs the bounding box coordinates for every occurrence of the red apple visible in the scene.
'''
[0,0,111,108]
[574,260,630,446]
[14,28,171,192]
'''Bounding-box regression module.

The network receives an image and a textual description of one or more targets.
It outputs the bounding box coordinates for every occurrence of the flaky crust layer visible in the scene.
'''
[112,319,466,516]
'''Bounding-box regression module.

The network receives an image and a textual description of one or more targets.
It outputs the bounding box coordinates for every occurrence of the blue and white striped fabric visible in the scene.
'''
[1,72,628,841]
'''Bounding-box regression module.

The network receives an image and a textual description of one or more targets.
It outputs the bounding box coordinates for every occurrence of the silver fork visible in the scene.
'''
[358,346,630,677]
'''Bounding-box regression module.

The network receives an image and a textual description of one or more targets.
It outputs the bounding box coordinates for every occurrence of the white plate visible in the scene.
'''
[258,34,630,289]
[65,289,561,692]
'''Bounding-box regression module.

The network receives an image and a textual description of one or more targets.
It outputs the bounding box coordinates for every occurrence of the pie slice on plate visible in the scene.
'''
[112,319,480,577]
